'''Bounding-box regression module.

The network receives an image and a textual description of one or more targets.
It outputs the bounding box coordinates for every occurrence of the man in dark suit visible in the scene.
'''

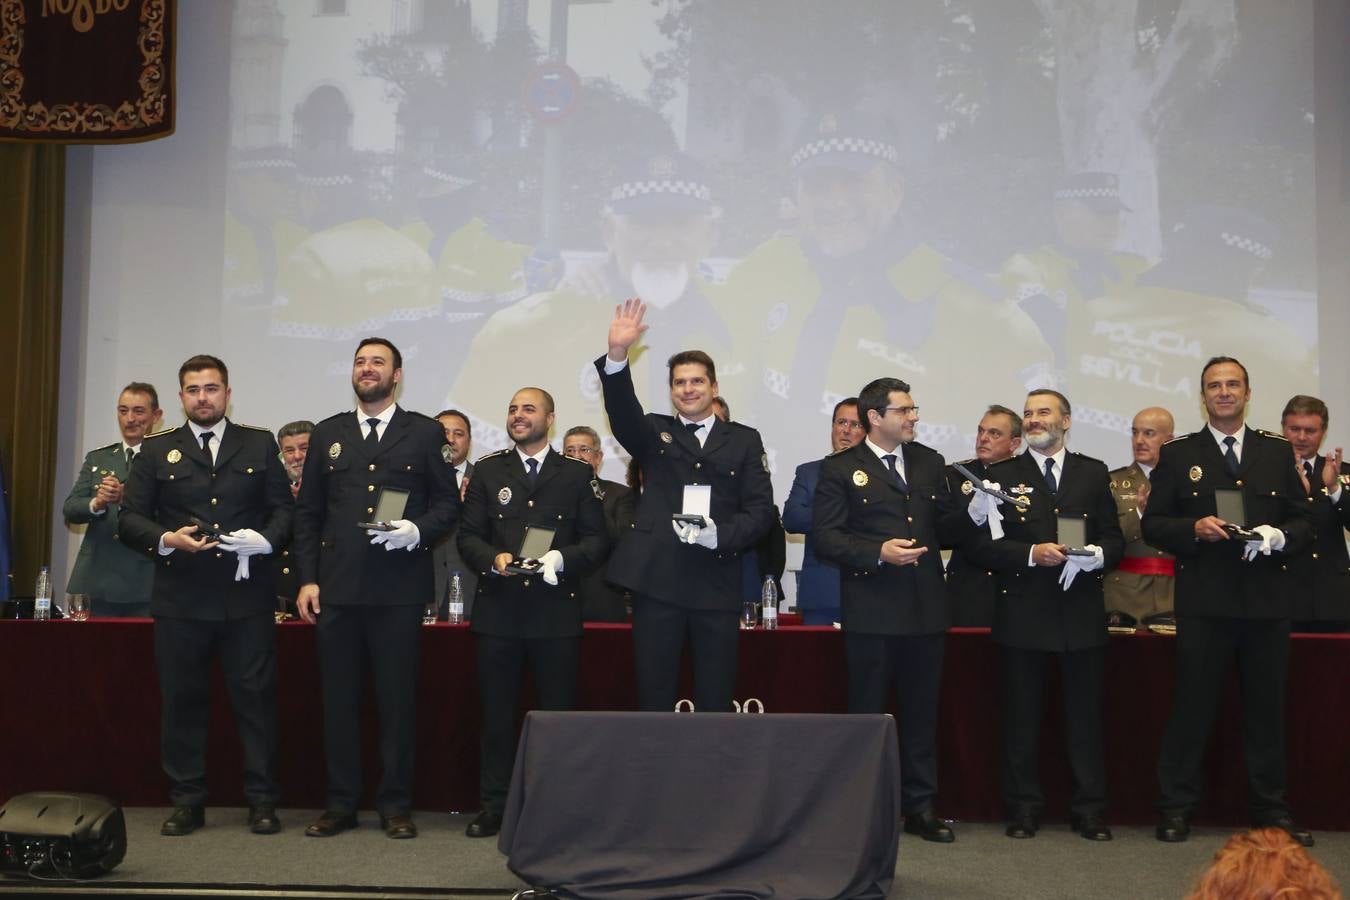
[965,389,1124,842]
[942,404,1023,628]
[782,398,863,625]
[562,425,635,622]
[293,337,460,840]
[1143,358,1314,847]
[64,382,163,617]
[432,408,477,619]
[458,390,608,838]
[813,378,961,843]
[595,298,775,712]
[272,420,314,618]
[1281,394,1349,632]
[118,356,292,836]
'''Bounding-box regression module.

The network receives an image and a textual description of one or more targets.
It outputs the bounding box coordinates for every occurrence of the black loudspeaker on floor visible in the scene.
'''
[0,792,126,879]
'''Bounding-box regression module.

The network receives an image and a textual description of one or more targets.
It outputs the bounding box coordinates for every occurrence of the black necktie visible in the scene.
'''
[526,457,539,485]
[685,421,703,443]
[883,453,908,493]
[364,417,380,450]
[125,447,134,466]
[1304,460,1314,481]
[1043,457,1057,494]
[1223,435,1239,477]
[200,431,214,463]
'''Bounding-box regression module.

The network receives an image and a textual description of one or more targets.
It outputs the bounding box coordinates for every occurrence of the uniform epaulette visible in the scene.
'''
[319,411,350,424]
[235,423,272,433]
[560,453,591,466]
[144,426,176,439]
[1068,450,1106,466]
[1164,433,1195,445]
[475,448,512,463]
[826,445,853,457]
[1256,429,1289,442]
[954,457,978,467]
[405,409,436,422]
[97,441,121,452]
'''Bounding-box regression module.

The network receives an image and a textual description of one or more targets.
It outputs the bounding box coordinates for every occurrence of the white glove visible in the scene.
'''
[672,520,697,542]
[967,481,1004,525]
[234,556,251,582]
[218,528,273,557]
[1243,524,1286,560]
[1057,545,1105,591]
[369,519,421,552]
[537,549,564,586]
[671,518,718,548]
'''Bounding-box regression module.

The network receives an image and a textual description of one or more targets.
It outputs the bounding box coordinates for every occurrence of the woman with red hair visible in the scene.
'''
[1186,827,1341,899]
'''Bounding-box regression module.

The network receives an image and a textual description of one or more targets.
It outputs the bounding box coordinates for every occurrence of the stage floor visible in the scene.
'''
[2,809,1346,899]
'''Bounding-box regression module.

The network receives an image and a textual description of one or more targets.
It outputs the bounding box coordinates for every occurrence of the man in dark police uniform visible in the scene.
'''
[119,354,292,837]
[595,299,775,713]
[293,337,460,840]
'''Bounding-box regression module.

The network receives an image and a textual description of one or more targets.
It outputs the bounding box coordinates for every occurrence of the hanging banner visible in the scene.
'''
[0,0,174,143]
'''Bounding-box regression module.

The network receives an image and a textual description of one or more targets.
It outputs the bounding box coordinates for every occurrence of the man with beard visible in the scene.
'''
[1103,407,1176,628]
[717,108,1050,462]
[562,425,637,622]
[964,389,1123,842]
[432,409,477,619]
[1143,358,1313,846]
[1281,395,1349,632]
[782,398,865,625]
[293,338,459,840]
[445,153,743,453]
[942,405,1023,628]
[457,390,607,837]
[119,356,292,836]
[813,378,961,843]
[595,299,775,712]
[64,382,164,617]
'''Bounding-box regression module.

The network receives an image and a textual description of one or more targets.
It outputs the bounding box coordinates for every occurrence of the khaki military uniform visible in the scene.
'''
[1103,461,1174,622]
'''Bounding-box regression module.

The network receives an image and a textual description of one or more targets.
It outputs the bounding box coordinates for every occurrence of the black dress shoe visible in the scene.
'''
[161,805,205,836]
[1156,812,1190,843]
[465,810,502,838]
[248,805,281,835]
[1070,816,1113,841]
[304,810,358,837]
[380,814,418,839]
[903,811,955,843]
[1005,815,1038,839]
[1256,815,1314,848]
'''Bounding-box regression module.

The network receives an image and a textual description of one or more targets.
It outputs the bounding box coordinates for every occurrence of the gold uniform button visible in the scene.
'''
[730,470,736,476]
[405,465,412,471]
[215,552,224,559]
[1312,552,1320,560]
[528,500,535,508]
[210,498,218,506]
[1236,479,1244,486]
[368,484,375,492]
[907,516,914,523]
[282,567,290,575]
[368,464,376,471]
[246,467,254,474]
[367,507,375,515]
[694,463,702,469]
[523,579,532,587]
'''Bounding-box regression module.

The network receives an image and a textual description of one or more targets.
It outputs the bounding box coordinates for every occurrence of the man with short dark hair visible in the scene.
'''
[273,420,314,616]
[293,337,460,840]
[1281,394,1348,632]
[64,382,164,617]
[942,404,1023,627]
[119,357,292,836]
[814,377,961,843]
[563,425,636,622]
[596,299,775,712]
[782,397,864,625]
[432,408,476,618]
[965,388,1123,842]
[1143,358,1314,846]
[458,389,608,837]
[1104,408,1176,627]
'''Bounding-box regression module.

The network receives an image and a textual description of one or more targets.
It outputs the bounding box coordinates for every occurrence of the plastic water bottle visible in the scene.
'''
[447,571,465,625]
[760,576,779,631]
[34,566,53,621]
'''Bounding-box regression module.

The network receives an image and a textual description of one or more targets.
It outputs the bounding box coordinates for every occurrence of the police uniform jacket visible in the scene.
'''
[63,442,155,607]
[1140,427,1313,619]
[781,459,841,613]
[1103,462,1174,620]
[812,441,956,636]
[293,407,460,606]
[594,356,775,611]
[458,448,608,638]
[941,459,998,627]
[965,450,1125,652]
[118,422,293,619]
[580,478,636,621]
[1288,457,1349,622]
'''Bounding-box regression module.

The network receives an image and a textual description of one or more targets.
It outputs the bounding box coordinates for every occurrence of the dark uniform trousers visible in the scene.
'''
[118,421,293,808]
[1142,427,1312,821]
[293,407,460,817]
[814,440,957,815]
[943,460,998,628]
[458,448,607,815]
[966,450,1124,821]
[595,357,775,713]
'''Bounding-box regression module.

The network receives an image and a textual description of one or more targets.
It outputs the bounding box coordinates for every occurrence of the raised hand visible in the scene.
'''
[607,297,649,362]
[1322,447,1344,494]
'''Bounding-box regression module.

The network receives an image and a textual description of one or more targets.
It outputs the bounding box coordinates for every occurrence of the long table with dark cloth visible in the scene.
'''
[2,621,1347,830]
[500,711,899,900]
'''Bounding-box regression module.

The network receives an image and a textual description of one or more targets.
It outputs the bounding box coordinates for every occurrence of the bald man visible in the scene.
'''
[1104,408,1176,624]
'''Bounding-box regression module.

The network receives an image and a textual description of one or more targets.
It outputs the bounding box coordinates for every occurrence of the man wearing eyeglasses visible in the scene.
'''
[563,425,637,622]
[782,398,864,625]
[813,378,961,843]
